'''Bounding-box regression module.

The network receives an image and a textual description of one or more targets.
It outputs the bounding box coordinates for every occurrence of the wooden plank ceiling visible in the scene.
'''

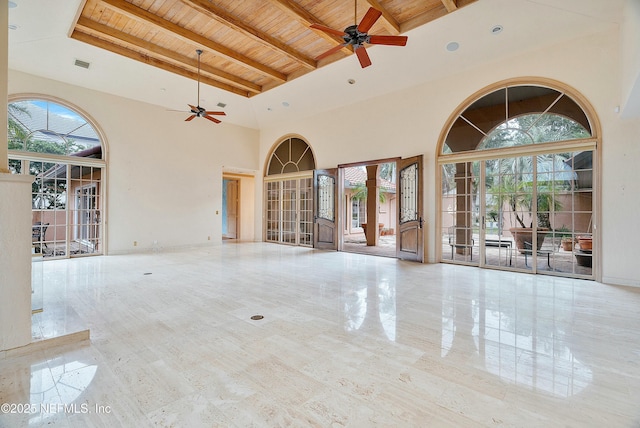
[71,0,478,98]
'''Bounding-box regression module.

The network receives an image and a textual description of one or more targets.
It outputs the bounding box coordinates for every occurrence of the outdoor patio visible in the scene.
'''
[33,241,98,258]
[343,232,396,258]
[442,236,593,277]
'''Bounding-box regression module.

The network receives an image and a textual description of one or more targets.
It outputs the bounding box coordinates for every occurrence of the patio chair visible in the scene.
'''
[523,241,552,267]
[448,225,474,260]
[32,222,49,253]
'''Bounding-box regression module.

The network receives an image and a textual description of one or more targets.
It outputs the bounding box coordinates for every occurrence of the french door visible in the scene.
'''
[9,157,104,258]
[265,176,313,247]
[441,151,594,279]
[396,155,424,261]
[75,183,99,251]
[313,169,338,250]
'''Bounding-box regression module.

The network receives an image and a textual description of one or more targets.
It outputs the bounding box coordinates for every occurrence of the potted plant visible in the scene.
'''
[492,178,562,253]
[561,237,573,251]
[578,235,592,250]
[491,155,566,252]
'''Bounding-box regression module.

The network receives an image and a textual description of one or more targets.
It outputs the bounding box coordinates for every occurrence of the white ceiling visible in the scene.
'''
[7,0,625,130]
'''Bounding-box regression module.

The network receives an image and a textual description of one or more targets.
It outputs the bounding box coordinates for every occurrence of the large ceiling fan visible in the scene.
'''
[185,49,226,123]
[310,2,408,68]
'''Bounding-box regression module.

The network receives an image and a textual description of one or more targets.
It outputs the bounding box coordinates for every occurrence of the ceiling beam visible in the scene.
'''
[440,0,458,13]
[98,0,287,82]
[401,0,477,33]
[267,0,352,56]
[365,0,401,35]
[70,30,252,97]
[181,0,316,70]
[75,17,261,95]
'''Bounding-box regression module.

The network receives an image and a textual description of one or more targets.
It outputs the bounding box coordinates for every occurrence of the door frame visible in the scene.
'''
[336,156,424,262]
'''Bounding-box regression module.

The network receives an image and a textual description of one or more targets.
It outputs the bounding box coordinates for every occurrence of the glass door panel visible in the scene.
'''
[282,180,297,244]
[440,161,479,264]
[70,165,102,256]
[266,181,281,242]
[30,160,68,258]
[540,151,593,276]
[299,177,313,247]
[480,152,593,278]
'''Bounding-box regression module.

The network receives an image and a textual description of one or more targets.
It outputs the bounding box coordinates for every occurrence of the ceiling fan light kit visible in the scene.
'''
[185,49,226,124]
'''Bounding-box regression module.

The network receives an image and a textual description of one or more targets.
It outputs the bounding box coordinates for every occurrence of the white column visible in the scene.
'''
[0,174,33,351]
[0,0,33,351]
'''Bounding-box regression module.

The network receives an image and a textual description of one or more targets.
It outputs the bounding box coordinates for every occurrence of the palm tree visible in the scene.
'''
[488,154,566,229]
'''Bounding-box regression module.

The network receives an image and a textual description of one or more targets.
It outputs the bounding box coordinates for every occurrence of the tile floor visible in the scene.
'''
[2,242,640,427]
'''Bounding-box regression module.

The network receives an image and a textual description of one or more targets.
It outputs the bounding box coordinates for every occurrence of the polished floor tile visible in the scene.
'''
[2,242,640,427]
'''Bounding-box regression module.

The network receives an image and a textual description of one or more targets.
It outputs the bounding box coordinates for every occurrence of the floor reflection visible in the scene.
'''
[29,357,97,424]
[343,272,396,341]
[442,282,592,398]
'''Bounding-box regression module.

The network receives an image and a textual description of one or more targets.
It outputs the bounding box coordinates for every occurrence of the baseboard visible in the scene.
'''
[1,329,90,360]
[601,276,640,288]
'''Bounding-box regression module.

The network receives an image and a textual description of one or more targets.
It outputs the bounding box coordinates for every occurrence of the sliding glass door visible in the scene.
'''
[441,151,594,278]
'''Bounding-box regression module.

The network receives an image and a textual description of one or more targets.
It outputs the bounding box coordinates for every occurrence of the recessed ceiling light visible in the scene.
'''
[347,78,356,85]
[446,42,460,52]
[491,25,503,35]
[8,1,17,8]
[217,102,227,108]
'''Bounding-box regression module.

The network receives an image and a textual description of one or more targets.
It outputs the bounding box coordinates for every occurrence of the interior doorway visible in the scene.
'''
[222,177,239,239]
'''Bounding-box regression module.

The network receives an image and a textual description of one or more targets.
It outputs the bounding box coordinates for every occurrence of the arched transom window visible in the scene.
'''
[9,99,103,160]
[442,85,593,154]
[266,137,315,176]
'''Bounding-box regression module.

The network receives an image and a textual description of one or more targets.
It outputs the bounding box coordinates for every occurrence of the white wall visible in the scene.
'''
[258,28,640,286]
[8,70,259,254]
[621,0,640,117]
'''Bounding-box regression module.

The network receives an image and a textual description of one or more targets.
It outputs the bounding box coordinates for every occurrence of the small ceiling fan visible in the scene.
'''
[185,49,226,123]
[310,1,408,68]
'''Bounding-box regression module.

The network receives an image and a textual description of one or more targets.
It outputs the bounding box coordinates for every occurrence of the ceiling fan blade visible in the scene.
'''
[357,7,382,33]
[188,104,199,113]
[310,23,346,37]
[185,115,196,122]
[204,115,221,124]
[368,35,408,46]
[355,46,372,68]
[315,44,346,61]
[205,111,226,116]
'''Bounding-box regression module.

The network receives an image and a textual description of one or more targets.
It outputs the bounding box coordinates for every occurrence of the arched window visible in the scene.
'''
[438,80,599,280]
[8,97,106,259]
[266,137,315,175]
[442,85,592,154]
[264,136,316,247]
[9,99,102,160]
